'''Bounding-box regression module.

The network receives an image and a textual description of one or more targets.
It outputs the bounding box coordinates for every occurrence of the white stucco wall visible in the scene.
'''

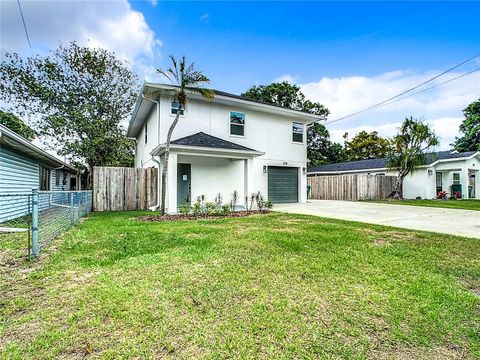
[134,93,309,209]
[178,155,245,205]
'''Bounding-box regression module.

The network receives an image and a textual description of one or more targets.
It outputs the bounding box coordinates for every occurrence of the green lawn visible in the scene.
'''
[369,199,480,211]
[1,212,479,359]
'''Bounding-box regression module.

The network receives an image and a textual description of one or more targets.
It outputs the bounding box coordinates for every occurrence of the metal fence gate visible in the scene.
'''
[0,190,92,263]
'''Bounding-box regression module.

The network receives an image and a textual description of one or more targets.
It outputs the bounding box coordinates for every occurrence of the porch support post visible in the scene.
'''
[244,158,253,207]
[166,153,178,213]
[462,167,469,199]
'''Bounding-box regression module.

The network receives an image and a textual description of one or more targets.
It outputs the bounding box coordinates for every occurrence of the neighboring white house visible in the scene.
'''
[307,151,480,199]
[127,83,324,213]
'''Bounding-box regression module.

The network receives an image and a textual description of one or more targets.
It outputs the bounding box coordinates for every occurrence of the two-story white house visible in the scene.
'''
[127,83,324,213]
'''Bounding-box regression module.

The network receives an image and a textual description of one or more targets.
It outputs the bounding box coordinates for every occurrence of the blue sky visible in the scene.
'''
[1,1,479,149]
[131,1,480,93]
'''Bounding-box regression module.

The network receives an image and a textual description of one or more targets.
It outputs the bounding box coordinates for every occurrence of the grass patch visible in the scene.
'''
[369,199,480,211]
[1,211,479,358]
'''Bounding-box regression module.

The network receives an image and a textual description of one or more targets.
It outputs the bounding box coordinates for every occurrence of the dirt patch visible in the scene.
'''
[284,218,309,224]
[369,344,467,359]
[373,238,391,246]
[358,228,419,243]
[138,210,270,222]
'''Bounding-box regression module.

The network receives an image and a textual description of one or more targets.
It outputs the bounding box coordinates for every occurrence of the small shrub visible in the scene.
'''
[221,204,231,215]
[179,203,190,215]
[258,199,272,211]
[437,191,447,200]
[205,202,216,214]
[191,202,202,216]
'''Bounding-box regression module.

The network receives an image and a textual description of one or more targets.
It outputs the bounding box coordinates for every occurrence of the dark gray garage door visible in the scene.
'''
[268,166,298,203]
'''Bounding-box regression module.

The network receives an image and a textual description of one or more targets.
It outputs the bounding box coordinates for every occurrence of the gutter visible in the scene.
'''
[0,124,76,172]
[141,94,161,211]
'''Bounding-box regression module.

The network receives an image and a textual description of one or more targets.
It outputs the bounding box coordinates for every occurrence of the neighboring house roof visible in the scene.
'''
[0,124,76,172]
[308,150,480,174]
[127,82,325,137]
[171,132,258,152]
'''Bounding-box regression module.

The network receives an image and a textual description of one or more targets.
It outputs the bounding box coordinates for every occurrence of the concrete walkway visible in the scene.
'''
[275,200,480,238]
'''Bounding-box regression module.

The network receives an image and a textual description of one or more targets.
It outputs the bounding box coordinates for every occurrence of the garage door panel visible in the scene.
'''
[268,166,298,203]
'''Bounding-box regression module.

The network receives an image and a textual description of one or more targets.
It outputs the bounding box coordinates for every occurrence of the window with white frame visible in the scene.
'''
[171,101,184,115]
[453,173,460,184]
[292,122,304,143]
[230,112,245,136]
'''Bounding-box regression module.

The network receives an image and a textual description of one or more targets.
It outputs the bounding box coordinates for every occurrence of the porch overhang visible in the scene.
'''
[151,144,264,159]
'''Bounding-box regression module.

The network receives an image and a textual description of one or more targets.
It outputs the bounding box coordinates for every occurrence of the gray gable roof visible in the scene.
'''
[308,150,479,173]
[171,132,258,152]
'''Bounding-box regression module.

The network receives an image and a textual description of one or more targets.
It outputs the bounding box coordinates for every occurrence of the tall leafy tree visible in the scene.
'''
[307,123,344,165]
[453,98,480,152]
[241,81,329,116]
[387,117,439,199]
[0,42,139,188]
[0,110,36,140]
[157,55,214,215]
[343,130,391,161]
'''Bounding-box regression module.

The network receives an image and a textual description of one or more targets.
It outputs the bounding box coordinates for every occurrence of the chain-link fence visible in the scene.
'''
[0,190,92,264]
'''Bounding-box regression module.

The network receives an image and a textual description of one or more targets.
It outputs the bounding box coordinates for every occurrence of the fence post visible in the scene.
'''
[70,192,75,225]
[31,189,39,258]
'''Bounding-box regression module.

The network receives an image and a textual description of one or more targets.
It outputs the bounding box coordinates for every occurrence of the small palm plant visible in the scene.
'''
[157,55,214,215]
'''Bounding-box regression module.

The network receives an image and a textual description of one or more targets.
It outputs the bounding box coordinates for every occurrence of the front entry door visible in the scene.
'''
[177,163,191,207]
[469,172,476,198]
[436,172,443,194]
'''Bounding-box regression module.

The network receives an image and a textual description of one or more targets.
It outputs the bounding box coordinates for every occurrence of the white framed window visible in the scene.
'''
[453,173,460,185]
[171,101,184,115]
[230,111,245,136]
[292,122,304,143]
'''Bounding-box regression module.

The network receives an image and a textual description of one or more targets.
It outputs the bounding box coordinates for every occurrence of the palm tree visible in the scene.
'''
[157,55,214,215]
[387,117,439,199]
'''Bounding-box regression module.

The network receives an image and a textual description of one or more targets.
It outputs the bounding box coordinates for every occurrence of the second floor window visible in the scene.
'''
[230,112,245,136]
[171,101,184,115]
[292,122,304,143]
[144,122,148,144]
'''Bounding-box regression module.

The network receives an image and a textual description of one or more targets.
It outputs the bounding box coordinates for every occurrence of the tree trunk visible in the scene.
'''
[160,109,182,215]
[392,172,404,199]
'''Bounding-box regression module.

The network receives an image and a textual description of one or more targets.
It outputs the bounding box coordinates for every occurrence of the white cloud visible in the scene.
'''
[200,13,209,22]
[0,0,162,67]
[300,69,479,150]
[274,74,298,83]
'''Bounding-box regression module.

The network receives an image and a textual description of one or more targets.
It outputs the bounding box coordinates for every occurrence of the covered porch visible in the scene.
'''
[151,132,264,213]
[433,167,479,199]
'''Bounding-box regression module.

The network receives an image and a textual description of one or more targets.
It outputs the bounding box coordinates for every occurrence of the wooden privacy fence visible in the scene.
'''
[308,174,398,201]
[93,167,158,211]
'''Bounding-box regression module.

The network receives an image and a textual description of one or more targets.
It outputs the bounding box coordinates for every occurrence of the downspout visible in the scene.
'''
[142,94,161,210]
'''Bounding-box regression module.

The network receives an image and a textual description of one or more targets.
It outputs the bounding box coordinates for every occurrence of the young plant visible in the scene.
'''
[205,202,216,215]
[214,193,223,208]
[221,204,231,215]
[230,190,238,212]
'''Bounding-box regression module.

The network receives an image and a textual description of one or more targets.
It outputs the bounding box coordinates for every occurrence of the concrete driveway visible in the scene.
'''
[275,200,480,238]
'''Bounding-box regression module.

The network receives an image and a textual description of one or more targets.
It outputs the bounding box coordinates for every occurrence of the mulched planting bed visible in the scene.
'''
[138,210,270,222]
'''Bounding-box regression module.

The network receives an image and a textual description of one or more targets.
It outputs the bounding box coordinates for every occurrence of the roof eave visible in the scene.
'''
[142,82,325,121]
[151,143,265,157]
[0,124,77,172]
